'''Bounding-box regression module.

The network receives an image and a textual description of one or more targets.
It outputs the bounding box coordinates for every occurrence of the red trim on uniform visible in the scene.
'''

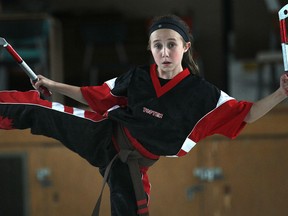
[137,207,149,215]
[150,64,190,97]
[0,116,14,129]
[137,199,147,206]
[176,149,187,157]
[64,106,73,114]
[0,90,106,122]
[189,100,253,142]
[123,127,160,160]
[140,167,151,198]
[0,90,50,106]
[83,111,106,122]
[81,83,127,115]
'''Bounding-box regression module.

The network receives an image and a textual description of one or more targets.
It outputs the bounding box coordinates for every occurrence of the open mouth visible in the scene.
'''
[162,61,171,66]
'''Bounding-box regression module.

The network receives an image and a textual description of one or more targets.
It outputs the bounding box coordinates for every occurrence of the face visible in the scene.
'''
[149,29,191,79]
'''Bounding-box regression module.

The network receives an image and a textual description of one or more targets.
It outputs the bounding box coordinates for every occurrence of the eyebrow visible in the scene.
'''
[152,38,177,44]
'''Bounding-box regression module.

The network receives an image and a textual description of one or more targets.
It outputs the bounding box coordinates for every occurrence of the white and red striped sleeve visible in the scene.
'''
[0,90,105,122]
[80,78,128,115]
[190,91,253,142]
[175,91,253,157]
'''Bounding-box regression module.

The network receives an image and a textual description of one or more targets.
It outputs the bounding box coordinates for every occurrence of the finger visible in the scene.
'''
[30,79,37,89]
[284,73,288,80]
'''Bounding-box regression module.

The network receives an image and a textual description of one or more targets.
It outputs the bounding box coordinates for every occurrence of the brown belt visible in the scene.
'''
[92,123,158,216]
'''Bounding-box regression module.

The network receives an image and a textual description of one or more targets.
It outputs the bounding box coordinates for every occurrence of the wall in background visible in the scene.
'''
[1,0,283,95]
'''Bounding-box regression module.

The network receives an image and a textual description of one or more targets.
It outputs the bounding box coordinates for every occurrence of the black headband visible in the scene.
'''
[148,17,190,42]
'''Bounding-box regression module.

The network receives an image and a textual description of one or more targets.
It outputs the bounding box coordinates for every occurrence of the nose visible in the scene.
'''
[162,47,169,57]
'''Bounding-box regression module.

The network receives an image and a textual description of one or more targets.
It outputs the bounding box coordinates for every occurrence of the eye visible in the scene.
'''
[167,42,176,49]
[154,43,163,49]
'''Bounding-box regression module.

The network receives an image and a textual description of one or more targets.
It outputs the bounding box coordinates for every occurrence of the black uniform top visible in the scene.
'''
[81,64,253,158]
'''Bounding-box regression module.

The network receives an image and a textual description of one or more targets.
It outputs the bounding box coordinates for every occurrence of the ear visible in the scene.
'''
[184,42,191,53]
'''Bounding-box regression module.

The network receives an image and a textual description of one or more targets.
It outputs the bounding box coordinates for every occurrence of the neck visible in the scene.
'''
[157,67,183,79]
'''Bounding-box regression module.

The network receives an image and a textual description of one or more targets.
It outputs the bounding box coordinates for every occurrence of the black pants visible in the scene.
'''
[0,90,138,216]
[100,159,138,216]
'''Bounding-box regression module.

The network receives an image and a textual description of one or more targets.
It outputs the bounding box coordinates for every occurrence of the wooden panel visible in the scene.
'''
[185,106,288,216]
[242,106,288,136]
[149,146,200,215]
[0,129,56,145]
[197,136,288,216]
[0,131,110,216]
[37,146,110,216]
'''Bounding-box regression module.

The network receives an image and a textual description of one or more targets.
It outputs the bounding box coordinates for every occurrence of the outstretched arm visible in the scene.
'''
[33,75,88,105]
[244,73,288,123]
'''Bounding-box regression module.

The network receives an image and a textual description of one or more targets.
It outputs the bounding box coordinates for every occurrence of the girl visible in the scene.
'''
[1,15,288,216]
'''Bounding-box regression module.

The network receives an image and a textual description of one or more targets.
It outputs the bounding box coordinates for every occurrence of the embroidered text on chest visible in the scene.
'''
[143,107,163,119]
